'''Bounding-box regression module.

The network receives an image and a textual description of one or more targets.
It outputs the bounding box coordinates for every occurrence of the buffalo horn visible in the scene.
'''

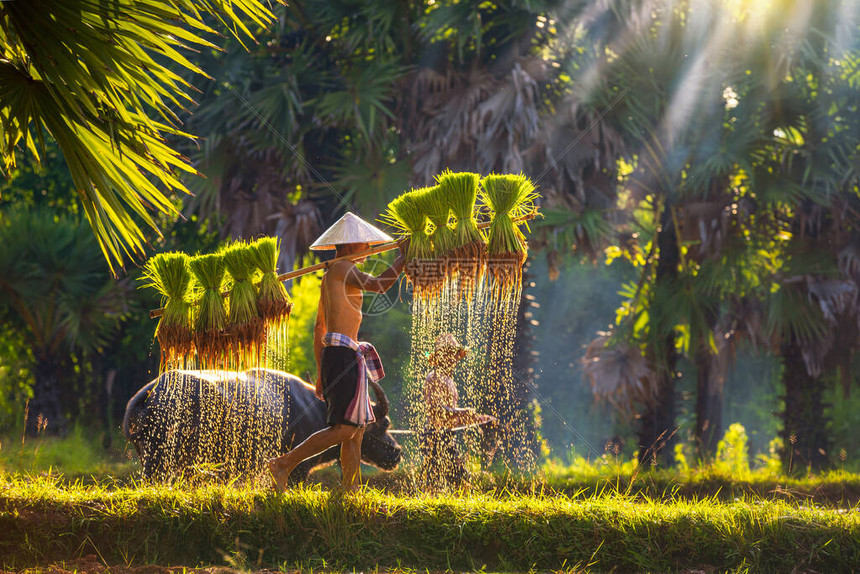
[368,379,389,418]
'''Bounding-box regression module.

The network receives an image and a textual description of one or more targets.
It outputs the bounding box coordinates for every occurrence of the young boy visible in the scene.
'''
[420,333,496,488]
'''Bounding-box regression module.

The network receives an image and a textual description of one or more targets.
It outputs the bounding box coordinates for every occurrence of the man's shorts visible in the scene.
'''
[320,345,362,427]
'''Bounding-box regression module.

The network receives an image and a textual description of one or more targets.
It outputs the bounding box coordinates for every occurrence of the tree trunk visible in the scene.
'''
[694,345,723,461]
[637,338,678,468]
[26,352,67,437]
[637,204,679,468]
[102,368,117,449]
[781,337,830,473]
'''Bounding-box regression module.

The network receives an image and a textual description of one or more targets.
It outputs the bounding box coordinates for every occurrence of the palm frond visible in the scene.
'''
[0,0,278,274]
[764,282,830,345]
[536,208,615,258]
[582,334,655,414]
[314,60,406,143]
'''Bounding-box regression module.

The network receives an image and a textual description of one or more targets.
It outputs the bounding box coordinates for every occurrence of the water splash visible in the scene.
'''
[404,260,535,491]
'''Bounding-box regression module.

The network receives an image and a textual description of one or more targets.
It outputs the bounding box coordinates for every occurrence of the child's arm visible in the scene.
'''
[426,372,495,428]
[443,407,495,427]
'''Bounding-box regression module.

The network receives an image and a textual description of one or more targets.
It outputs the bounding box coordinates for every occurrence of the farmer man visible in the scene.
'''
[420,333,496,488]
[268,212,406,492]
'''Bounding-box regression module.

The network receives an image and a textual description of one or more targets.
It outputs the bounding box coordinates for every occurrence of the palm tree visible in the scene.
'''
[756,14,860,470]
[0,0,278,274]
[170,1,422,267]
[0,209,132,435]
[180,0,620,236]
[578,0,860,467]
[575,0,733,465]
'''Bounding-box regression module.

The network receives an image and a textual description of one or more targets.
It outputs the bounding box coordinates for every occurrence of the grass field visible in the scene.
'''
[2,474,860,573]
[3,431,860,573]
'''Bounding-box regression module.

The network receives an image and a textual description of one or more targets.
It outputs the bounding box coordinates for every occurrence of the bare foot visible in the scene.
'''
[267,459,288,493]
[343,482,362,494]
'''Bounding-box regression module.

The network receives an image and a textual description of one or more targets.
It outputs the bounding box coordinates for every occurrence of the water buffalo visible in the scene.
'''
[122,368,402,483]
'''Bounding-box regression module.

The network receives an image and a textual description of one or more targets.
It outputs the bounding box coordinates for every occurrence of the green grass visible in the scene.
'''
[0,426,136,479]
[537,458,860,507]
[4,431,860,572]
[1,474,859,572]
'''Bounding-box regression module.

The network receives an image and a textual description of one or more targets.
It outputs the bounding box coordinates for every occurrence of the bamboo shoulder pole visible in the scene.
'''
[276,240,400,283]
[149,210,538,319]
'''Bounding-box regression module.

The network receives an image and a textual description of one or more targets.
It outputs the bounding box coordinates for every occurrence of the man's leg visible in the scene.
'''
[268,424,357,491]
[340,425,364,492]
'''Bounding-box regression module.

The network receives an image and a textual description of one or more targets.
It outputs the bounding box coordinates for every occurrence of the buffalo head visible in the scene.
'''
[361,380,402,470]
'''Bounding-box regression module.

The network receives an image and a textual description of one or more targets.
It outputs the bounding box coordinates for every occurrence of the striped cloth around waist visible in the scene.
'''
[322,332,385,425]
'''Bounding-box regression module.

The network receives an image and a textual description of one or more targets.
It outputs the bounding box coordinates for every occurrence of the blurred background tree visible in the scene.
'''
[0,208,132,436]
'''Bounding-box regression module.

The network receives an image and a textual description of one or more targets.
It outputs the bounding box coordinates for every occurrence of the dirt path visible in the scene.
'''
[1,556,287,574]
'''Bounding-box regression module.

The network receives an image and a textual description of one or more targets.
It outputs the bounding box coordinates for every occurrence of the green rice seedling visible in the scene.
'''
[439,170,482,249]
[381,190,433,259]
[480,173,539,301]
[141,252,194,370]
[223,242,265,367]
[249,236,292,329]
[380,188,439,300]
[413,184,457,297]
[437,170,484,299]
[417,184,457,257]
[189,252,228,369]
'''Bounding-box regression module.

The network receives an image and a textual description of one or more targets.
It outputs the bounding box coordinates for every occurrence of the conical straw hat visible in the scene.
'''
[309,212,394,251]
[428,332,470,366]
[433,333,469,354]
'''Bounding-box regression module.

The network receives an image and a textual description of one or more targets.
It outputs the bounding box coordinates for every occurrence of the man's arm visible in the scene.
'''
[344,245,407,293]
[313,293,326,399]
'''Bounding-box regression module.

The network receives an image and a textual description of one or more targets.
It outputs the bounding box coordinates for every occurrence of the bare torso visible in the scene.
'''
[320,261,363,339]
[312,245,406,394]
[425,369,479,428]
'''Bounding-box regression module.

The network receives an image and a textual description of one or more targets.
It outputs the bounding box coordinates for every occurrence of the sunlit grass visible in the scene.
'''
[0,425,136,478]
[2,474,859,572]
[3,427,860,570]
[3,425,860,505]
[538,458,860,508]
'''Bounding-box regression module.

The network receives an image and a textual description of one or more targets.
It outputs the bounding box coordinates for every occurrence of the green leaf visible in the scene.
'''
[0,0,279,274]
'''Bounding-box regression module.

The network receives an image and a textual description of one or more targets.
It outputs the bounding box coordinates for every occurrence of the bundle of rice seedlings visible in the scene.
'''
[141,252,193,369]
[249,236,292,328]
[381,188,434,259]
[480,173,538,301]
[413,185,457,296]
[437,170,484,299]
[223,242,265,366]
[417,185,457,256]
[380,188,439,299]
[189,252,228,369]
